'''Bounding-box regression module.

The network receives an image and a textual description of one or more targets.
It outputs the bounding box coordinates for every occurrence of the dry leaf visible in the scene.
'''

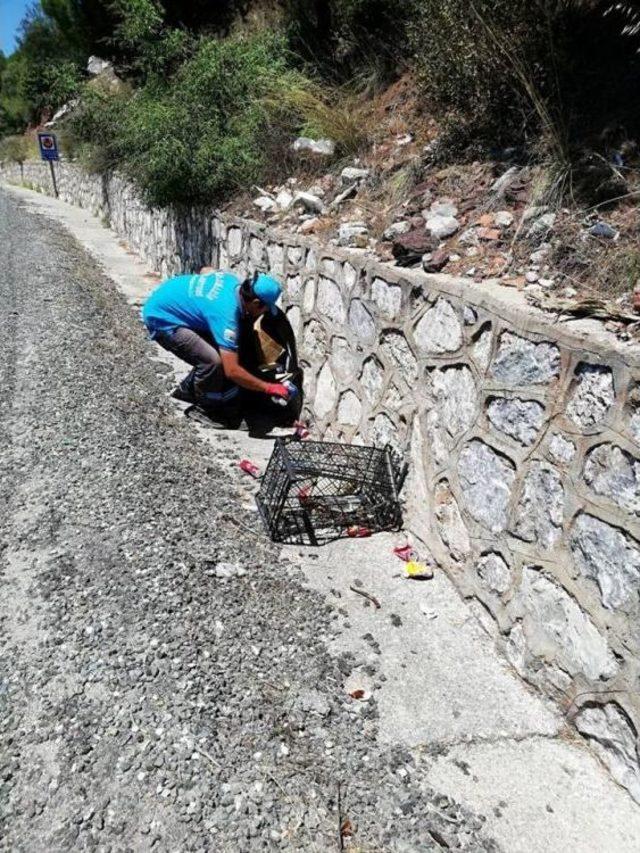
[341,818,354,838]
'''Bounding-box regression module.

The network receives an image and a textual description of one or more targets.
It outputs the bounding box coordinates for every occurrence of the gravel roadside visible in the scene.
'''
[0,190,494,851]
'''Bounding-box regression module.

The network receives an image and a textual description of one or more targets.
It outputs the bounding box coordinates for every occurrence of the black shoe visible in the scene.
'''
[171,385,197,404]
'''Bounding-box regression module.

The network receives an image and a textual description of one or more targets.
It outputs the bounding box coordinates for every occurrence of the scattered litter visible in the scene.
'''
[344,671,374,701]
[419,603,438,620]
[340,817,354,844]
[293,420,310,439]
[347,525,372,538]
[239,459,261,478]
[349,585,381,610]
[297,484,312,503]
[393,544,416,562]
[404,561,434,580]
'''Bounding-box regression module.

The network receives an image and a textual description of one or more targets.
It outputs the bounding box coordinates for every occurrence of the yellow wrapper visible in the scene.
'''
[404,560,434,580]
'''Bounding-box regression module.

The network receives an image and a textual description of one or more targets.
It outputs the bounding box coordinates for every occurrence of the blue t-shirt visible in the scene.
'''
[142,271,241,351]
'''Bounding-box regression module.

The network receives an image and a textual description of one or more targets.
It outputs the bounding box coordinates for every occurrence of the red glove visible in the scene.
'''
[265,382,290,399]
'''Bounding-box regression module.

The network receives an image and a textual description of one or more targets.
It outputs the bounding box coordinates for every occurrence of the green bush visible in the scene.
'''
[70,31,308,206]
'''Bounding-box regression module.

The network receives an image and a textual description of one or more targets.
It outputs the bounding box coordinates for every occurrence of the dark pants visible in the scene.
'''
[154,327,238,407]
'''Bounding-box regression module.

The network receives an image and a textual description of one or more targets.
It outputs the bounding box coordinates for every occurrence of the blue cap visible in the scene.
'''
[253,273,282,316]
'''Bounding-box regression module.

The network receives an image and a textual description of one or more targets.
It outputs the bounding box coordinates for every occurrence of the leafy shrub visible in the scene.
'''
[70,31,308,206]
[0,134,36,163]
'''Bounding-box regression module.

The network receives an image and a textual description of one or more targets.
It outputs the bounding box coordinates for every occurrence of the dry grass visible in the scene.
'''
[264,79,375,157]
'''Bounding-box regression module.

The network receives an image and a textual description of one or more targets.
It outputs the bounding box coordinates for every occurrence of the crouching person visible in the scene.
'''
[142,269,291,423]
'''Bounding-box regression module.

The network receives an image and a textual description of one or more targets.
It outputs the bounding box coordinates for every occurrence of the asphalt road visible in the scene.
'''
[0,190,493,851]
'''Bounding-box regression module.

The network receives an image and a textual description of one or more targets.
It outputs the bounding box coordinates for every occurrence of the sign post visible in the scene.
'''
[37,132,60,198]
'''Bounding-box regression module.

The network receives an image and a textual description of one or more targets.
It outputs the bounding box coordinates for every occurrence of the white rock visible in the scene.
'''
[576,703,640,804]
[463,306,477,324]
[414,298,463,354]
[527,212,556,240]
[275,189,293,210]
[371,413,398,450]
[491,166,520,195]
[457,440,516,533]
[584,443,640,516]
[567,364,615,428]
[360,358,385,404]
[330,184,358,209]
[299,218,319,234]
[490,332,560,386]
[383,221,411,240]
[338,221,368,248]
[87,55,113,75]
[293,192,325,214]
[337,391,362,427]
[510,568,618,681]
[371,277,401,319]
[292,137,335,156]
[254,196,276,212]
[530,243,551,263]
[317,277,346,324]
[380,331,418,382]
[570,513,640,610]
[425,366,478,466]
[495,210,514,228]
[472,328,492,371]
[458,227,479,246]
[476,553,511,594]
[314,363,338,420]
[341,167,370,184]
[487,397,546,446]
[426,214,460,240]
[348,299,376,342]
[548,433,576,464]
[525,270,539,283]
[430,199,458,218]
[511,462,564,549]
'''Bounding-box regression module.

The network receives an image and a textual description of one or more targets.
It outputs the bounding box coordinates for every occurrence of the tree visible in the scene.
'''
[41,0,119,56]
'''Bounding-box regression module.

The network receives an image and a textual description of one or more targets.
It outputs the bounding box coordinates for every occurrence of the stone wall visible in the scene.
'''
[4,160,640,801]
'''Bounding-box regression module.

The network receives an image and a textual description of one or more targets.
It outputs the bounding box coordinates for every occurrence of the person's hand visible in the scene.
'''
[265,382,290,399]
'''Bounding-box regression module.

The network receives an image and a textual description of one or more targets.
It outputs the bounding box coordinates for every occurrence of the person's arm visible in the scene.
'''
[219,349,289,397]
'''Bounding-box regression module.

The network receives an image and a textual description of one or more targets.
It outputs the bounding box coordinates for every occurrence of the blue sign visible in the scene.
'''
[38,132,59,162]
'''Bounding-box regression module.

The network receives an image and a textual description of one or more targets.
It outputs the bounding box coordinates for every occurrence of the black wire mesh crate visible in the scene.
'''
[256,437,407,546]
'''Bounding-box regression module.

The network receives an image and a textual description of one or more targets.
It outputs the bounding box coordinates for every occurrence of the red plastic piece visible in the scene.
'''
[293,420,310,439]
[393,544,415,562]
[297,484,312,503]
[239,459,261,478]
[347,525,372,538]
